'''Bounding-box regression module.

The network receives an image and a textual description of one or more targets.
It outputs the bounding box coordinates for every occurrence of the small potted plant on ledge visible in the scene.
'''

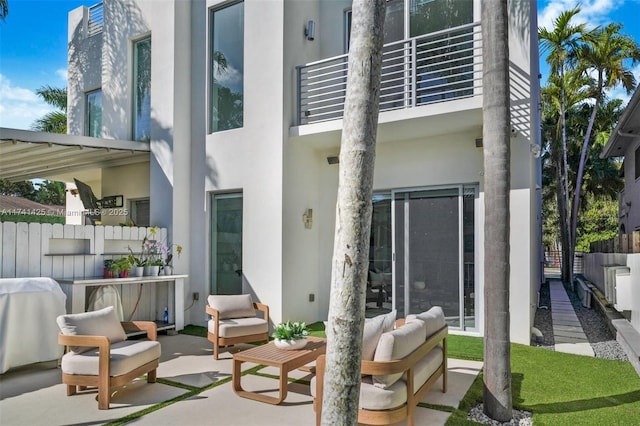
[128,247,146,277]
[103,259,114,278]
[110,257,132,278]
[272,321,310,350]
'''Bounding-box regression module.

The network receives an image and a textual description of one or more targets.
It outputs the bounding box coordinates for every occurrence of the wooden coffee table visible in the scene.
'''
[232,336,326,404]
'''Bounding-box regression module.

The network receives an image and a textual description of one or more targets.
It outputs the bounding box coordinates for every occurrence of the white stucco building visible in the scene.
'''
[63,0,541,344]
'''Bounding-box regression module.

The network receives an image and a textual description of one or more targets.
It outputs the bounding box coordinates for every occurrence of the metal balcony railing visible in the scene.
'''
[87,2,104,37]
[296,22,483,126]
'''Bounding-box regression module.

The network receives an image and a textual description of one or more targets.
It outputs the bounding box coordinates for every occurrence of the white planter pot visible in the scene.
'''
[133,267,144,277]
[274,338,307,350]
[145,265,160,276]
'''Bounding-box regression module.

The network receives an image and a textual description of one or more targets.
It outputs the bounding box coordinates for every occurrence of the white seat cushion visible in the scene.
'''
[406,306,446,339]
[207,294,256,319]
[57,306,126,354]
[310,375,407,411]
[208,317,268,338]
[61,340,160,376]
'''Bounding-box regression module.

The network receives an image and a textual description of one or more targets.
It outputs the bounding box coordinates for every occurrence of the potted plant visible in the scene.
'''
[272,321,309,350]
[128,248,146,277]
[107,257,131,278]
[115,257,132,278]
[103,259,114,278]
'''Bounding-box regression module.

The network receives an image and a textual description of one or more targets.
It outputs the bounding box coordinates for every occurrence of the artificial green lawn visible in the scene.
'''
[443,335,640,425]
[180,323,640,424]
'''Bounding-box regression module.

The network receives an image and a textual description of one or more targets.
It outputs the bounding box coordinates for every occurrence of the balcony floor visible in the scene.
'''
[290,96,483,149]
[1,333,482,425]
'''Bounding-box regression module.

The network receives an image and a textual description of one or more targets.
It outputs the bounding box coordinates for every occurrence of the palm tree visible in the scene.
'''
[31,85,67,134]
[539,7,585,283]
[481,0,512,421]
[570,23,640,259]
[321,0,385,424]
[0,0,8,21]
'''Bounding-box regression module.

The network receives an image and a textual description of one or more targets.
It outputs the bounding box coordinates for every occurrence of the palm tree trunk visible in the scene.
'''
[481,0,512,421]
[570,80,602,262]
[321,0,386,424]
[560,71,574,285]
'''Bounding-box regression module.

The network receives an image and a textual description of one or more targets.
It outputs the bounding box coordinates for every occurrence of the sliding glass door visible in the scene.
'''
[368,185,476,330]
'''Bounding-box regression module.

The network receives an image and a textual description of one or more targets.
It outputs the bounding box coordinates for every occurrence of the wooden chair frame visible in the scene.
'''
[206,302,269,360]
[314,325,447,426]
[58,321,159,410]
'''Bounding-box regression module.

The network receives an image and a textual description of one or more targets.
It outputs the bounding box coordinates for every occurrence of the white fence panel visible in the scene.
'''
[2,222,16,277]
[0,223,164,281]
[15,222,29,277]
[28,222,41,277]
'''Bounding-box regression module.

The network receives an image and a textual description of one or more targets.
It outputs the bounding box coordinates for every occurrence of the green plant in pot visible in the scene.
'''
[103,259,114,278]
[112,257,132,278]
[272,321,309,350]
[127,249,146,277]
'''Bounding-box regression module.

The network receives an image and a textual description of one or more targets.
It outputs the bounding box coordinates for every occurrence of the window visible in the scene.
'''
[344,0,472,51]
[210,1,244,133]
[85,89,102,137]
[133,37,151,141]
[635,147,640,180]
[129,198,150,227]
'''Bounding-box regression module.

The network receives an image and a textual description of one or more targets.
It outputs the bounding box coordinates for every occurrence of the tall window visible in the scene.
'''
[345,0,474,106]
[85,89,102,137]
[133,37,151,141]
[210,1,244,133]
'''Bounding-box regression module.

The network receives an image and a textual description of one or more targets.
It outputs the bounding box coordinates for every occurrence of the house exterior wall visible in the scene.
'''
[201,0,285,321]
[101,163,150,225]
[67,0,540,344]
[620,140,640,232]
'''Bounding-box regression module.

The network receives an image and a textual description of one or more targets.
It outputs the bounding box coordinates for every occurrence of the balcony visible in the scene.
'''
[295,22,483,128]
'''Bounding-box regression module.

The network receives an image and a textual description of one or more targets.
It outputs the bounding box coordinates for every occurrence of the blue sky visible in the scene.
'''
[1,0,639,131]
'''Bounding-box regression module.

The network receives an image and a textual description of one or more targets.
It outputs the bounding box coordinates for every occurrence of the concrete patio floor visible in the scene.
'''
[0,333,482,426]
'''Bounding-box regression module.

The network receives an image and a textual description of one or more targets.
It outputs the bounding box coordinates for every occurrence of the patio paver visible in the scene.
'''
[0,334,481,426]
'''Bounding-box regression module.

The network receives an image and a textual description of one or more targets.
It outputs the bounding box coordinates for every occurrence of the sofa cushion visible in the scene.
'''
[405,345,444,389]
[310,375,407,411]
[362,315,385,361]
[380,310,397,333]
[406,306,446,339]
[208,317,268,338]
[60,340,160,376]
[207,294,256,319]
[57,306,126,354]
[372,320,427,388]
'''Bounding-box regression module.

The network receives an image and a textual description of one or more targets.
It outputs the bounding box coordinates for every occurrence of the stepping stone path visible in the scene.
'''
[549,280,594,357]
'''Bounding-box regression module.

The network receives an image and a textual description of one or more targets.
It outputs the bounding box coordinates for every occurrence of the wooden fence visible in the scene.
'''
[590,232,640,254]
[0,222,166,279]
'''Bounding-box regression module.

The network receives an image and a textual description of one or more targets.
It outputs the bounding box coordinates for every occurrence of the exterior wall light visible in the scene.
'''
[303,208,313,229]
[305,20,315,41]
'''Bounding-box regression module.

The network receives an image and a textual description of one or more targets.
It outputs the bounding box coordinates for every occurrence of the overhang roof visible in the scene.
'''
[601,85,640,158]
[0,128,150,181]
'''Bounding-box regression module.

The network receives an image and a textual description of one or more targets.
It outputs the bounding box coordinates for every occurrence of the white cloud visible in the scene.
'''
[0,74,56,130]
[214,64,242,87]
[56,68,68,83]
[539,0,624,31]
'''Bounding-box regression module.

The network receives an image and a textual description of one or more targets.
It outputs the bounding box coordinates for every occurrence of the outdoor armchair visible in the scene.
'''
[56,306,161,410]
[206,294,269,359]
